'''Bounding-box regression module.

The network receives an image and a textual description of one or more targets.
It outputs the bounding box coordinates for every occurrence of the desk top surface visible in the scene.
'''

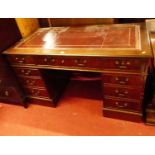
[4,24,152,57]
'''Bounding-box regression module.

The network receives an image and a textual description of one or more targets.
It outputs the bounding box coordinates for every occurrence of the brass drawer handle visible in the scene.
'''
[115,60,131,66]
[51,58,55,63]
[115,102,128,108]
[4,90,9,96]
[32,90,40,96]
[75,59,87,67]
[118,65,127,69]
[18,60,24,63]
[126,61,131,65]
[18,57,25,63]
[25,70,31,75]
[115,60,119,65]
[77,63,86,67]
[61,59,65,64]
[21,69,31,75]
[35,92,40,96]
[21,69,25,73]
[115,90,128,96]
[118,93,125,97]
[115,89,119,93]
[115,77,129,84]
[26,80,35,85]
[44,58,48,62]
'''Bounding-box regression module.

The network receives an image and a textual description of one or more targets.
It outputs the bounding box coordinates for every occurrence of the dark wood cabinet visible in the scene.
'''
[0,18,26,106]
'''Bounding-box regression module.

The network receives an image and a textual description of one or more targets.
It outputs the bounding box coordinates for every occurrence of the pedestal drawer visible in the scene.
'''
[103,85,143,100]
[25,87,50,98]
[103,73,145,87]
[19,76,45,88]
[104,97,142,112]
[103,58,148,72]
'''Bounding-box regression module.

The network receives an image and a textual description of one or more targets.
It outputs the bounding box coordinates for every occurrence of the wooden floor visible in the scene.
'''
[0,80,155,136]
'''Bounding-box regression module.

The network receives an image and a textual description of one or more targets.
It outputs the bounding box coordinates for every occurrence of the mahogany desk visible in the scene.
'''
[3,24,152,122]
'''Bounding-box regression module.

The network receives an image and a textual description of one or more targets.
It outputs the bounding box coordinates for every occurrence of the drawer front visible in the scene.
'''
[103,58,148,72]
[103,73,145,86]
[8,55,35,65]
[103,85,143,100]
[35,56,104,69]
[36,56,72,66]
[19,77,45,88]
[14,67,40,77]
[103,107,142,122]
[25,87,49,98]
[104,97,142,112]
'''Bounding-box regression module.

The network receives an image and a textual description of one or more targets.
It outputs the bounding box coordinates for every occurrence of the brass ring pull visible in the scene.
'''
[77,63,85,67]
[118,93,125,97]
[21,69,25,73]
[44,58,48,62]
[25,70,31,75]
[18,61,24,63]
[115,60,119,65]
[115,102,128,108]
[51,58,55,62]
[61,59,65,64]
[5,90,9,96]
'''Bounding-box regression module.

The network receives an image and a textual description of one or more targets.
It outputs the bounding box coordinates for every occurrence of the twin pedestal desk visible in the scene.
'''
[3,24,153,122]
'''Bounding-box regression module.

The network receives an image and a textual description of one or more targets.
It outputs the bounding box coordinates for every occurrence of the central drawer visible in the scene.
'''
[35,55,102,69]
[103,85,143,100]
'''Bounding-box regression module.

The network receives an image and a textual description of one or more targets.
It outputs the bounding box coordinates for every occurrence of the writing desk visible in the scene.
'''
[3,24,152,122]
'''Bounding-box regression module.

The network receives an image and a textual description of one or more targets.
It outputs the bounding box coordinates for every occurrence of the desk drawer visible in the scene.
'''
[14,67,40,77]
[104,97,142,112]
[103,58,148,71]
[103,73,145,86]
[35,56,104,69]
[25,87,49,98]
[103,85,143,100]
[36,56,72,66]
[8,55,35,65]
[19,77,45,88]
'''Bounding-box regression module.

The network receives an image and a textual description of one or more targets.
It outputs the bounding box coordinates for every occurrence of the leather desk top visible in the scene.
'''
[4,24,152,58]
